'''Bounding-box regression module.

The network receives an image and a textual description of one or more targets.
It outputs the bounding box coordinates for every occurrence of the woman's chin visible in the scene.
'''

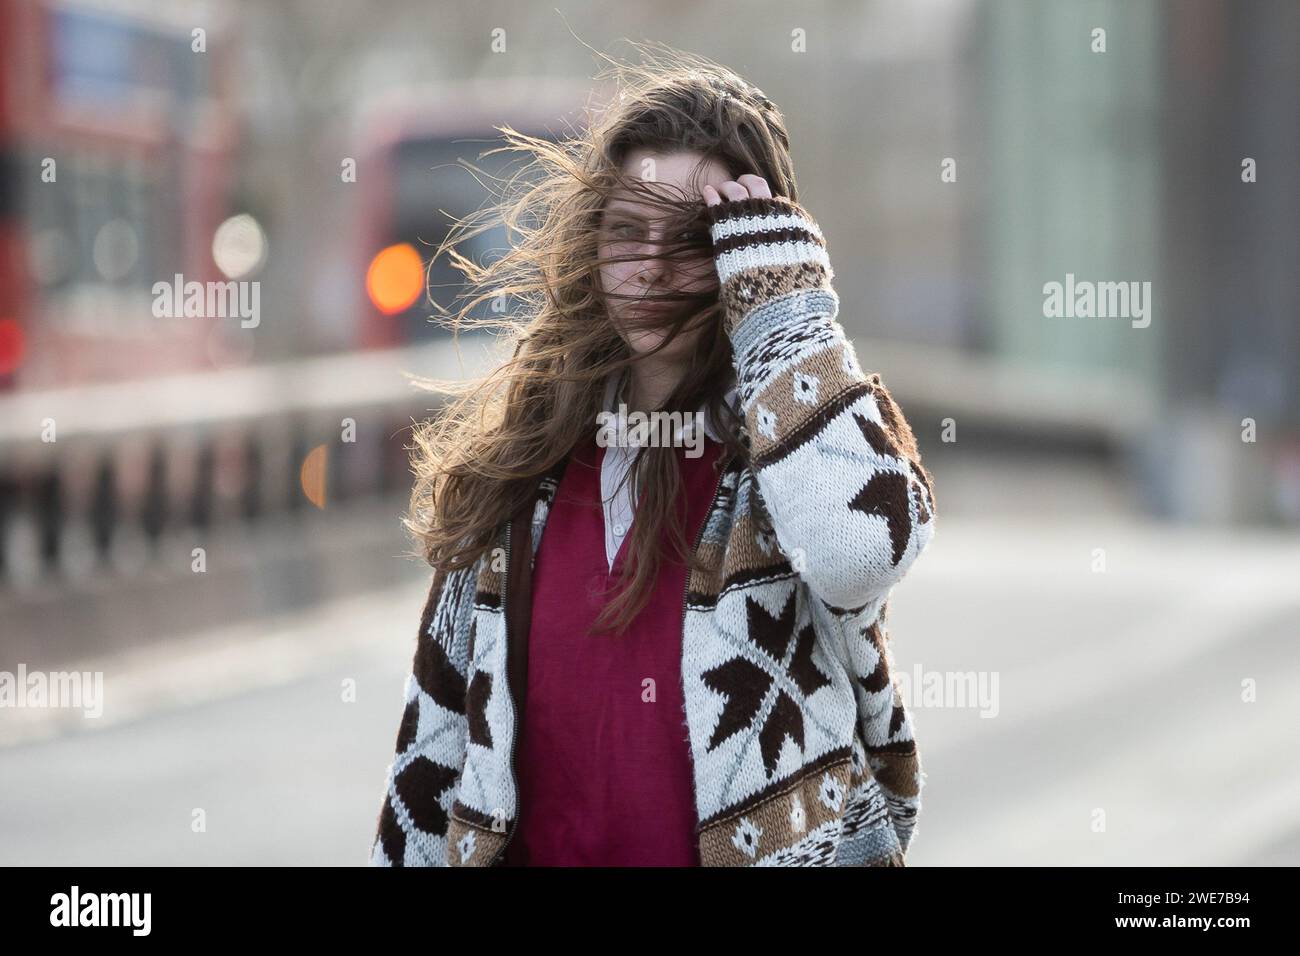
[630,335,695,363]
[615,324,667,355]
[612,312,702,362]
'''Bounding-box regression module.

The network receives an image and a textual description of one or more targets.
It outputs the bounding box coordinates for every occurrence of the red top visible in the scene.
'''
[504,432,726,866]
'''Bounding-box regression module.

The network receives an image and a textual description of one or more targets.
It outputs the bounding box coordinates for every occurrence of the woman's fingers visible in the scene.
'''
[716,180,751,202]
[702,176,777,207]
[736,174,772,199]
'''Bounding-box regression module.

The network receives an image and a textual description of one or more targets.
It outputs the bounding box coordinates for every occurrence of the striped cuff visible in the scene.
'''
[706,195,834,333]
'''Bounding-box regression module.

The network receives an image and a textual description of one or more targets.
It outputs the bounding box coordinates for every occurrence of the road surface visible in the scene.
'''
[1,511,1297,865]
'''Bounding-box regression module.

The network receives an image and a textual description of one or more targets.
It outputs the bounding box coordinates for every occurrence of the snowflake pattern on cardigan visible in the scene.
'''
[369,194,937,867]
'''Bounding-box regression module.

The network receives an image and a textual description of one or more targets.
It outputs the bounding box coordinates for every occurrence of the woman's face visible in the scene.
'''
[597,147,732,363]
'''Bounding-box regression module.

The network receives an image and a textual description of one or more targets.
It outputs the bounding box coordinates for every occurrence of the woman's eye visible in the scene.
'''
[602,222,700,246]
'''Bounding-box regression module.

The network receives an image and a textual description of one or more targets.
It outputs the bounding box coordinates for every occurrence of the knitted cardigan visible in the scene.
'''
[369,194,938,867]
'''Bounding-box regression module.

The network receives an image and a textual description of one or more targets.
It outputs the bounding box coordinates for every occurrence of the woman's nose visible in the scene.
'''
[636,264,661,285]
[635,241,670,285]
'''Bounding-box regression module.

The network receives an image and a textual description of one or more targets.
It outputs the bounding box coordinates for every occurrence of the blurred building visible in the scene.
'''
[0,0,1296,627]
[0,0,240,391]
[958,0,1295,524]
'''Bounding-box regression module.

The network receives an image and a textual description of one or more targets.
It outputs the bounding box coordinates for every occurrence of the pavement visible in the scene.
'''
[1,507,1296,866]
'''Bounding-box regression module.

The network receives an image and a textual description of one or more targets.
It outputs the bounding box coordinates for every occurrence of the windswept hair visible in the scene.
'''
[406,40,801,635]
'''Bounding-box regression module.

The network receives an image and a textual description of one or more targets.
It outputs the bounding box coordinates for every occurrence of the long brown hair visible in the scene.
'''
[406,41,801,635]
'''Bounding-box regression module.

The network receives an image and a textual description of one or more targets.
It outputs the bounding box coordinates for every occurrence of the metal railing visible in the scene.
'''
[0,335,500,590]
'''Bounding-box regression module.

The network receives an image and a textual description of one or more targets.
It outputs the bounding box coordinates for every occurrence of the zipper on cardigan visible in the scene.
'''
[680,454,734,641]
[489,461,562,867]
[681,448,737,864]
[490,517,518,867]
[680,449,737,660]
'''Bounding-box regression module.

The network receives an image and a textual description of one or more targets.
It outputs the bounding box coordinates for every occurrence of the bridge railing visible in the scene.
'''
[0,336,500,591]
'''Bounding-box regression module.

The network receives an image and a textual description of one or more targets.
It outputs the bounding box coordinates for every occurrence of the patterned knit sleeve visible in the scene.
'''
[368,563,476,866]
[705,194,937,612]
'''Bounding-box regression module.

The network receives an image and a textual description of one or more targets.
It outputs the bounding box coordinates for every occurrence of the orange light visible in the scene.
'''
[365,243,424,315]
[0,319,24,376]
[299,443,328,509]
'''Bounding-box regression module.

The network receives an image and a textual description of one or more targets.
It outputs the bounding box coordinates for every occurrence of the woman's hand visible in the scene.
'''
[699,179,937,614]
[702,174,775,206]
[699,176,830,339]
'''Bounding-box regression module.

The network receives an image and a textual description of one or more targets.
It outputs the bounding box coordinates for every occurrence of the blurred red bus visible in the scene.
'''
[347,77,594,350]
[0,0,238,391]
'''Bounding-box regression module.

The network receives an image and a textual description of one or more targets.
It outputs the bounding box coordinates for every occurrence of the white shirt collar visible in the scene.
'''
[596,368,738,571]
[601,368,738,444]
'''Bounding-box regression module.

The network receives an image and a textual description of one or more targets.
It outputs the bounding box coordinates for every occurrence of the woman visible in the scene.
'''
[369,46,937,867]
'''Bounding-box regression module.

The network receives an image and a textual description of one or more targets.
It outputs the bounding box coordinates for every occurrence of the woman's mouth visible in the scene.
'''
[630,298,679,317]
